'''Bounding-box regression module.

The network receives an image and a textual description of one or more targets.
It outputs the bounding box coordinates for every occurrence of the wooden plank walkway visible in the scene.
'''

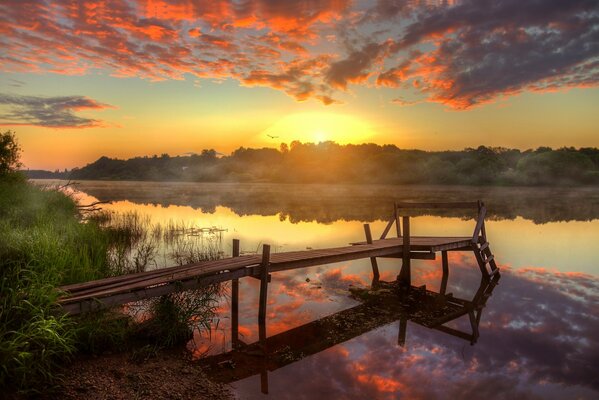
[58,236,470,314]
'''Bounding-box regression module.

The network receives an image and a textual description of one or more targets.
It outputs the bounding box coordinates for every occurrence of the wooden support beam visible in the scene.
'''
[398,217,411,286]
[231,239,240,348]
[472,206,487,244]
[258,244,271,352]
[363,224,380,283]
[379,216,394,240]
[440,250,449,295]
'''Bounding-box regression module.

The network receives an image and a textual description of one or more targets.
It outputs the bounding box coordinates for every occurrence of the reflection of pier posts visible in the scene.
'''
[260,358,269,394]
[440,250,449,295]
[363,224,380,286]
[258,244,271,352]
[398,217,411,287]
[231,239,240,348]
[398,317,407,347]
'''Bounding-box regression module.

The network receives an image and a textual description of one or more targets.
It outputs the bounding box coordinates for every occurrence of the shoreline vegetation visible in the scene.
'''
[0,132,231,398]
[25,142,599,186]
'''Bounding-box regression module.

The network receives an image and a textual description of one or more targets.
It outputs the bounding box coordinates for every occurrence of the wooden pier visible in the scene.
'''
[58,201,500,343]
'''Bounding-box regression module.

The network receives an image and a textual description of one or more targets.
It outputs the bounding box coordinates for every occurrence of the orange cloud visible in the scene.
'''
[1,0,597,109]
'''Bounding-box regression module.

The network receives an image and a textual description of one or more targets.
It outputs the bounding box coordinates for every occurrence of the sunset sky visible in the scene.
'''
[1,0,598,170]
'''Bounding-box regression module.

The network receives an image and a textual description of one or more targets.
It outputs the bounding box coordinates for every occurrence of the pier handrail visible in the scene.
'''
[380,201,487,242]
[471,204,487,244]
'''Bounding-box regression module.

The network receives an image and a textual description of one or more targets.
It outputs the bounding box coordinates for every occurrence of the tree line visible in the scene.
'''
[26,142,599,186]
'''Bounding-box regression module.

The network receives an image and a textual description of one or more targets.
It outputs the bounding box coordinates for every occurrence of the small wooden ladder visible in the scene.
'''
[471,201,500,280]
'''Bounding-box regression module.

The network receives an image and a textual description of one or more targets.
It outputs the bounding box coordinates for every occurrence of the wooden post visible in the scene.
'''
[395,204,402,237]
[440,250,449,295]
[363,224,380,284]
[231,239,240,348]
[258,244,271,352]
[398,217,411,286]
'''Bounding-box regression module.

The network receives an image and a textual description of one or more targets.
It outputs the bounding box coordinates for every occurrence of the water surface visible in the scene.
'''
[37,180,599,399]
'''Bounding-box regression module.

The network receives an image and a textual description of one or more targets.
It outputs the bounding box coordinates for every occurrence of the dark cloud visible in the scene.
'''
[388,0,599,108]
[326,42,388,90]
[0,93,113,128]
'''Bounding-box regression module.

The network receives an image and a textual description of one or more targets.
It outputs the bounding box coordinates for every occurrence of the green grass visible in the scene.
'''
[0,175,224,395]
[0,175,116,393]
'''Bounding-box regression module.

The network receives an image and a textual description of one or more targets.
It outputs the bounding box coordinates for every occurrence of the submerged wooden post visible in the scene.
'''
[398,217,411,286]
[231,239,240,348]
[363,224,380,284]
[440,250,449,295]
[258,244,271,352]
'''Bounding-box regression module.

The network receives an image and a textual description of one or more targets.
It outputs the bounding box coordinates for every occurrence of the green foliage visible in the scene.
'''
[134,286,221,347]
[0,179,115,393]
[0,130,21,175]
[517,148,598,185]
[58,142,599,186]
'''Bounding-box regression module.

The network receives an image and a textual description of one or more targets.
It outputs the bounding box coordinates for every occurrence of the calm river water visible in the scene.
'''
[40,180,599,399]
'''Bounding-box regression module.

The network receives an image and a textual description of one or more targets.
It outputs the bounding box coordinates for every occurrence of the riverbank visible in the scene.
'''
[40,347,232,400]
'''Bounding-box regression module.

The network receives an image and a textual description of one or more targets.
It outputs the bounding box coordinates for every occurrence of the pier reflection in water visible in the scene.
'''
[204,275,500,394]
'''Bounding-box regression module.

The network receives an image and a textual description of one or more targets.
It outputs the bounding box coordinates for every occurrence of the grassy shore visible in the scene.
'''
[0,175,223,396]
[0,174,114,393]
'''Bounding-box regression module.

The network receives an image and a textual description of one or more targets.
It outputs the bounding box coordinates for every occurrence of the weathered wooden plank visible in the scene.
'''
[364,224,380,281]
[60,257,262,304]
[62,255,261,294]
[61,267,251,315]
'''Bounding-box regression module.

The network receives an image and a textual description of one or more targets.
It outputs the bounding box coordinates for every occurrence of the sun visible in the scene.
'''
[261,112,377,145]
[313,130,328,143]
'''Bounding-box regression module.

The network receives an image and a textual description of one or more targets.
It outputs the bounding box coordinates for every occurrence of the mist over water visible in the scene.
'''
[35,180,599,399]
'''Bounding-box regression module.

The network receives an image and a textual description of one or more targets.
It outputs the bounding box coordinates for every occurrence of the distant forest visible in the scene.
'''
[26,142,599,186]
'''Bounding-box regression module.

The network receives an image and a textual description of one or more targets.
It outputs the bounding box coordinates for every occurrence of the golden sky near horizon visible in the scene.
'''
[1,0,598,170]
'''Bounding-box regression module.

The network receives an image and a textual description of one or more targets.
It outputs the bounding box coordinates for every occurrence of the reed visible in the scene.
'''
[0,177,225,394]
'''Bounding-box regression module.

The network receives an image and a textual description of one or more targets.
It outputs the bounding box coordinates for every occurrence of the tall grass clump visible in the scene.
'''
[0,175,117,393]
